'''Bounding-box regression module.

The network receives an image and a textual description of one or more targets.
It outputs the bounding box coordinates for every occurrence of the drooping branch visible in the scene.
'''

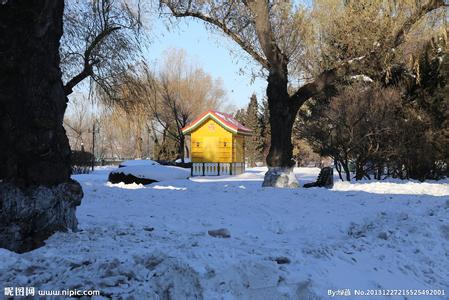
[162,1,269,69]
[64,26,121,96]
[392,0,447,48]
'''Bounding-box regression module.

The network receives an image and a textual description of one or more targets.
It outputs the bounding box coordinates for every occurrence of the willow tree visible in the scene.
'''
[110,49,226,161]
[160,0,447,187]
[61,0,144,96]
[0,0,82,253]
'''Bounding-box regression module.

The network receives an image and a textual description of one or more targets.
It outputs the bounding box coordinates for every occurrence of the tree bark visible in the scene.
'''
[262,68,300,188]
[0,0,82,253]
[265,73,296,168]
[178,136,185,163]
[342,159,351,181]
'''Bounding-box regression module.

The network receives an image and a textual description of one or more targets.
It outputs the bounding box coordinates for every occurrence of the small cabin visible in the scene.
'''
[182,110,252,176]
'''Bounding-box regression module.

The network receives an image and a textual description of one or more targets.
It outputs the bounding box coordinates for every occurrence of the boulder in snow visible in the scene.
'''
[108,172,158,185]
[273,256,291,264]
[262,167,299,188]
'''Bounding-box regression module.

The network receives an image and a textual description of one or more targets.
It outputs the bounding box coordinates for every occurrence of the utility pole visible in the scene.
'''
[90,120,99,171]
[91,121,95,171]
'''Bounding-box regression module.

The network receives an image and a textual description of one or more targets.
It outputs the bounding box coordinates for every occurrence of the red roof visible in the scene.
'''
[182,110,252,135]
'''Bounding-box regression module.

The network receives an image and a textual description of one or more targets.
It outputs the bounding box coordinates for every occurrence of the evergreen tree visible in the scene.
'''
[399,35,449,179]
[261,99,271,161]
[234,108,247,126]
[245,94,264,167]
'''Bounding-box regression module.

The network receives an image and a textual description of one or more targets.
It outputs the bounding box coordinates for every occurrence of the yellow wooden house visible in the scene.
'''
[182,110,252,176]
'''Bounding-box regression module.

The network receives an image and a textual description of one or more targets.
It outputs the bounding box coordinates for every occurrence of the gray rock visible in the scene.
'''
[262,167,299,188]
[108,172,157,185]
[0,181,82,253]
[208,228,231,238]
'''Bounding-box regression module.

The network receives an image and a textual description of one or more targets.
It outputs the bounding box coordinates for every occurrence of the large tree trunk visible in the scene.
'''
[178,136,185,163]
[262,71,299,188]
[0,0,82,253]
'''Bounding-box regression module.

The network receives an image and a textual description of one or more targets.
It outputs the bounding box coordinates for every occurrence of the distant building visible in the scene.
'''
[182,110,252,176]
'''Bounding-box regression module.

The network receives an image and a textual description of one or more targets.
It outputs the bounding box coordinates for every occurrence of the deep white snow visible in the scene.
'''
[119,159,160,167]
[1,167,448,299]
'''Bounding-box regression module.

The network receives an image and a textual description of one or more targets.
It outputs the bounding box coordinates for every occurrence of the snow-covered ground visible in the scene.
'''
[1,167,449,299]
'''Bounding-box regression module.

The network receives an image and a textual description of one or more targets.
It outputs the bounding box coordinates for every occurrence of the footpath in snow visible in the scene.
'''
[0,167,448,299]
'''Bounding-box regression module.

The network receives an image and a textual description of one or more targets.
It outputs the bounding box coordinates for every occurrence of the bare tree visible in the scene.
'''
[64,97,93,151]
[114,49,226,161]
[157,49,225,161]
[160,0,447,187]
[61,0,146,96]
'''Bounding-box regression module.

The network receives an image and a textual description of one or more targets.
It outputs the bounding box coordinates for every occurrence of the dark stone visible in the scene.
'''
[303,167,334,188]
[274,256,291,264]
[108,172,158,185]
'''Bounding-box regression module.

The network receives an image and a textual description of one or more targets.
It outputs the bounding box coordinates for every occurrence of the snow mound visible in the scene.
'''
[106,182,145,189]
[152,185,187,191]
[112,164,190,182]
[148,256,203,299]
[0,245,203,299]
[334,180,449,196]
[119,159,159,167]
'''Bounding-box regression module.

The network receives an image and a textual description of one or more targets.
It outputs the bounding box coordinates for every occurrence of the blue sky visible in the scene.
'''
[144,17,268,109]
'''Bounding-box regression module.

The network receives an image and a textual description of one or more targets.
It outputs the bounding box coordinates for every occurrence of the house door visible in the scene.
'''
[203,136,218,162]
